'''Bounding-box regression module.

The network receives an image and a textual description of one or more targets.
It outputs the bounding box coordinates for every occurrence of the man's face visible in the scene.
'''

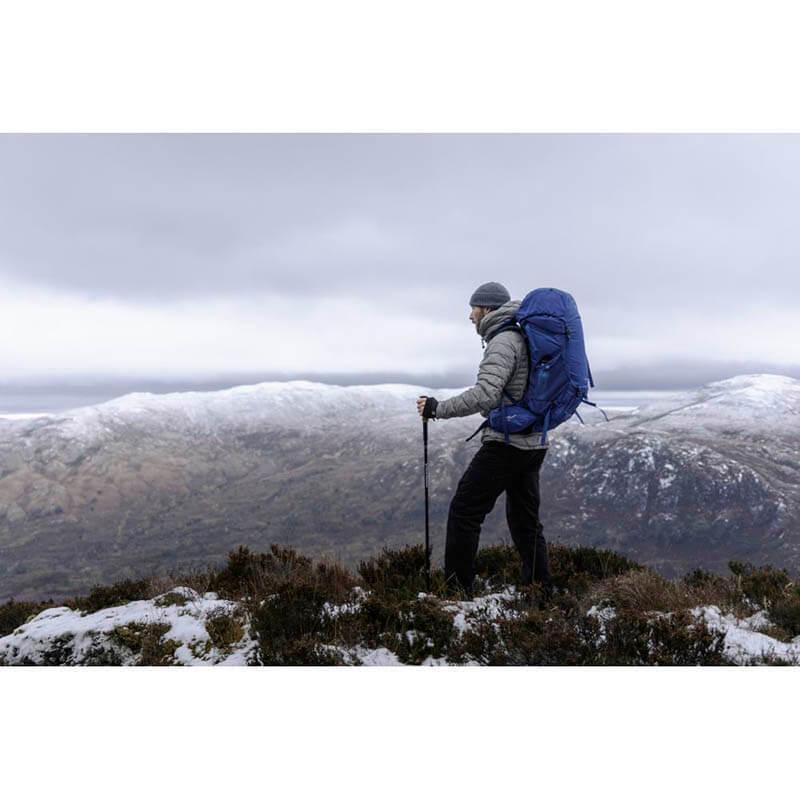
[469,305,492,328]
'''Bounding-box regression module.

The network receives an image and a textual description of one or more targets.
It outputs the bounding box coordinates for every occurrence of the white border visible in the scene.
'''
[1,668,797,798]
[2,1,800,131]
[1,2,798,796]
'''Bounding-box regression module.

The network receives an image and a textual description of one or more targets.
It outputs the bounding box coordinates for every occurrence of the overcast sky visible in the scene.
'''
[1,134,798,390]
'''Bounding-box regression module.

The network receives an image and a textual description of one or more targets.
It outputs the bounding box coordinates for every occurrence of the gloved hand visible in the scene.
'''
[416,395,438,419]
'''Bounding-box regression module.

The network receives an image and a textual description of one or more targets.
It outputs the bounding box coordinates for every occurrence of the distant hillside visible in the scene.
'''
[2,542,799,666]
[1,374,799,599]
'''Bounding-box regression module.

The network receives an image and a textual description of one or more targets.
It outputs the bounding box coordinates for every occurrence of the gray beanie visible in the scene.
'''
[469,281,511,309]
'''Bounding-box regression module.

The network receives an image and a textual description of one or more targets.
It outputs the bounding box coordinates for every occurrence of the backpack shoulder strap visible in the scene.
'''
[483,321,522,343]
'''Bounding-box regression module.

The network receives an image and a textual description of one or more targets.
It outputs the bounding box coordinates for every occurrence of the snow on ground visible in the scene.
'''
[321,587,368,620]
[0,587,257,666]
[694,606,800,665]
[562,603,800,664]
[4,586,800,666]
[441,588,518,634]
[322,588,519,666]
[339,646,404,666]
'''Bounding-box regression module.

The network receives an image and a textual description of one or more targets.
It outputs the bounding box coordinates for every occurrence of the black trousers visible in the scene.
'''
[444,441,550,592]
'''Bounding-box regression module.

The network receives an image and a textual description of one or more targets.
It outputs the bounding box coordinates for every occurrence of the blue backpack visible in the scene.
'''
[468,288,605,446]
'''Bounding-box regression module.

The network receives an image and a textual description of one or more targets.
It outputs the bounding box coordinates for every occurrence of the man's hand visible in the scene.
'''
[417,395,438,419]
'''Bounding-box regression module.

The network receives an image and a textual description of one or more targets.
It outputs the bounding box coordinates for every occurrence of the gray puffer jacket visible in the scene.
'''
[435,300,547,450]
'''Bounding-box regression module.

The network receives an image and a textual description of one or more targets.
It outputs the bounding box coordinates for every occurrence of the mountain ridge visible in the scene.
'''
[1,373,798,599]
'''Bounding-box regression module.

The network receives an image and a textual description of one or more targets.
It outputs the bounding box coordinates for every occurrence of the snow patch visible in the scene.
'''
[0,588,256,666]
[442,589,518,634]
[693,606,800,664]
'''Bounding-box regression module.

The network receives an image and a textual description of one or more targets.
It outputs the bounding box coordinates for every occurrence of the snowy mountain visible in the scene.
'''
[547,374,800,575]
[1,374,798,598]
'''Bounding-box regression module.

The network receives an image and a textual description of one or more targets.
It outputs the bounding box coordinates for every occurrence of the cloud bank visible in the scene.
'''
[1,134,798,387]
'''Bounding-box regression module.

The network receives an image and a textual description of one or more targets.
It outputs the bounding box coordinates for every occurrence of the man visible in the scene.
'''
[416,281,553,597]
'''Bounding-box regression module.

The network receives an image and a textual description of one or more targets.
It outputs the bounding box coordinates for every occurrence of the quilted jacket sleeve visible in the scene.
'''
[435,332,519,419]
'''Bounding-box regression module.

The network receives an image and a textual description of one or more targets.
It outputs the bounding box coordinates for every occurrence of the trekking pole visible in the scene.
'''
[422,415,431,592]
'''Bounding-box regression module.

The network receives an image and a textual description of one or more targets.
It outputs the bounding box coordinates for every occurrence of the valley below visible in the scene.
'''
[1,374,798,599]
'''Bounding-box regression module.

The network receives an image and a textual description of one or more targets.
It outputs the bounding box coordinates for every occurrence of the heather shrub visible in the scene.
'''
[474,544,523,588]
[728,561,791,608]
[212,544,354,604]
[446,606,507,665]
[4,541,793,667]
[766,586,800,639]
[357,544,433,600]
[356,594,455,664]
[250,578,349,666]
[206,608,246,651]
[68,578,153,613]
[229,544,357,665]
[494,609,593,666]
[549,543,642,596]
[0,599,49,637]
[596,611,729,666]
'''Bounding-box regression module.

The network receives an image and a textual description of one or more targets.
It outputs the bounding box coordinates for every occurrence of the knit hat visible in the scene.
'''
[469,281,511,309]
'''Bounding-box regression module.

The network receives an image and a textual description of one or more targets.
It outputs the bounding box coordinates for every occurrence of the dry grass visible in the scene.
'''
[595,569,697,613]
[210,544,356,605]
[148,567,218,598]
[592,567,746,616]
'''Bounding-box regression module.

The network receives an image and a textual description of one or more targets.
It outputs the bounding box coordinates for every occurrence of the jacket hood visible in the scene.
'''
[477,300,520,340]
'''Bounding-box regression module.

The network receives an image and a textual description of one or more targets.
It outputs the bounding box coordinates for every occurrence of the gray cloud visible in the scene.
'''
[2,134,800,306]
[1,134,798,385]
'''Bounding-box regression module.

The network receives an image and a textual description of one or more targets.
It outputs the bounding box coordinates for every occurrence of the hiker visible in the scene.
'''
[416,281,553,597]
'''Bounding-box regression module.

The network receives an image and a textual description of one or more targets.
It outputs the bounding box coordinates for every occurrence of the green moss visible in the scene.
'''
[206,609,245,651]
[111,623,148,653]
[110,622,176,665]
[140,629,180,666]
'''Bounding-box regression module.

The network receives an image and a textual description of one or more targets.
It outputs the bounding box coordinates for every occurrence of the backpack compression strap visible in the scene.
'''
[465,387,516,443]
[465,419,488,442]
